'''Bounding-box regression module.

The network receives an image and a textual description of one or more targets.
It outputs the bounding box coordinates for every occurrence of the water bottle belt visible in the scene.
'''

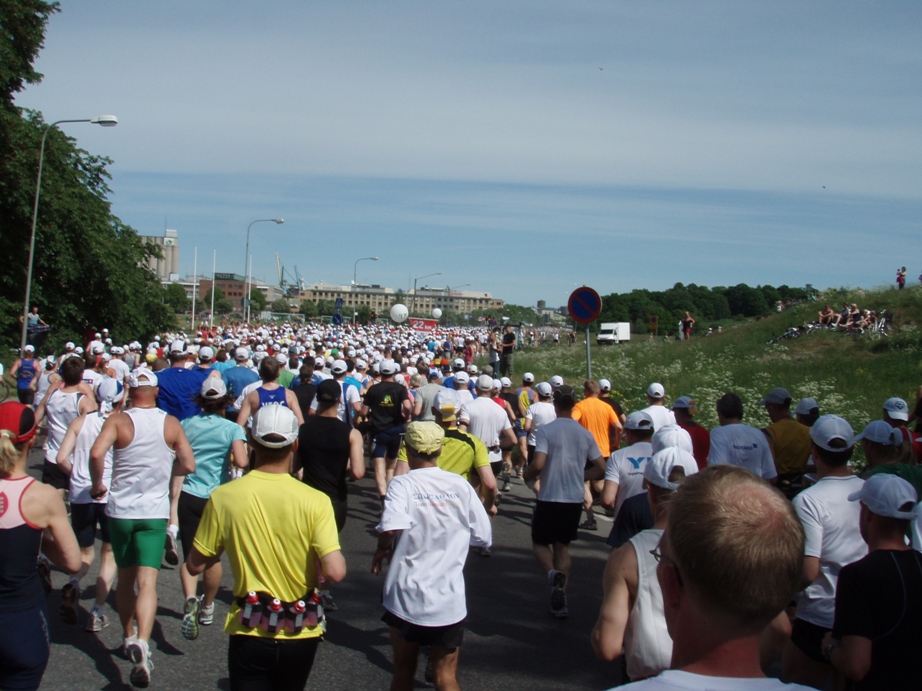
[236,591,313,609]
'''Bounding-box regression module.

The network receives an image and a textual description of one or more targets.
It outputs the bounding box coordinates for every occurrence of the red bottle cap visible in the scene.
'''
[246,592,259,604]
[293,600,306,613]
[269,598,283,612]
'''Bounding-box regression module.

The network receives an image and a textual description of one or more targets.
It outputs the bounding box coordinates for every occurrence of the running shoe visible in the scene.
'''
[320,591,338,612]
[85,609,109,633]
[549,570,566,615]
[37,557,53,594]
[579,518,598,531]
[127,638,153,688]
[181,596,200,640]
[198,600,215,626]
[163,532,180,567]
[551,594,569,619]
[60,581,79,624]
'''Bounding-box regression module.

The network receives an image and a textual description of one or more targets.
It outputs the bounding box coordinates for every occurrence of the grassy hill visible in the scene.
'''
[510,285,922,435]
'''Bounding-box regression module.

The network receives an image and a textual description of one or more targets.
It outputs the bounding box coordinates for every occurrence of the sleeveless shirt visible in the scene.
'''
[16,358,36,390]
[68,413,112,505]
[0,477,43,612]
[625,528,673,680]
[256,385,288,409]
[108,407,175,519]
[44,390,83,464]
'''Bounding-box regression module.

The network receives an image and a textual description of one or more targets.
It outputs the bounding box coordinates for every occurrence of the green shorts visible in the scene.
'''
[109,518,168,569]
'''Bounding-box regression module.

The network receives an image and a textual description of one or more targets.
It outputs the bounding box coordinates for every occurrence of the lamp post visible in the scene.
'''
[352,256,378,324]
[22,116,118,352]
[244,218,283,321]
[412,271,442,317]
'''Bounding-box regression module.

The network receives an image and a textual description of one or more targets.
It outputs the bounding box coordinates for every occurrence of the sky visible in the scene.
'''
[16,1,922,307]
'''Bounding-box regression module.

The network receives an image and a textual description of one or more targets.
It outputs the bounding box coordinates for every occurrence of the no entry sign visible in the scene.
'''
[568,286,602,324]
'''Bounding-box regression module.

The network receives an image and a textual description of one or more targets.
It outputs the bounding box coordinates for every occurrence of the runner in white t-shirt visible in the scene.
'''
[602,411,655,524]
[373,422,491,691]
[641,383,677,431]
[784,415,866,688]
[707,393,778,482]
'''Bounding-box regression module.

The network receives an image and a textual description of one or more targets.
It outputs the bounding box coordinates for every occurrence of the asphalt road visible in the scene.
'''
[33,450,623,691]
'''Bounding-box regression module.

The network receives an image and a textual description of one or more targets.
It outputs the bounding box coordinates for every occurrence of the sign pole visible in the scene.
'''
[585,324,591,380]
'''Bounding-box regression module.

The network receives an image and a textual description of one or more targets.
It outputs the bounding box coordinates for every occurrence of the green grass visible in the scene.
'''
[507,285,922,434]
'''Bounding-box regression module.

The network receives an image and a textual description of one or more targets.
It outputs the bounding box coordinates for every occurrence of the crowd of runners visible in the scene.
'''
[2,319,921,690]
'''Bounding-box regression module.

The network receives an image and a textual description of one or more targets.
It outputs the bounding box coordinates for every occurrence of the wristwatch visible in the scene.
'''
[823,640,840,660]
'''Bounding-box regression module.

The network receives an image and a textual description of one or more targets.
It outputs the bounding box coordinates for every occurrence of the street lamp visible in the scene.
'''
[352,256,378,324]
[244,218,284,321]
[412,271,442,317]
[22,116,118,352]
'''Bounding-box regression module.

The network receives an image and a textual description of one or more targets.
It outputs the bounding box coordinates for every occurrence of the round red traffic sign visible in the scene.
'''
[568,286,602,324]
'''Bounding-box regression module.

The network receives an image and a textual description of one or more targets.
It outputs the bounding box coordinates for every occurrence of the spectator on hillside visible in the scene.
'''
[681,311,695,340]
[817,304,835,325]
[896,266,907,289]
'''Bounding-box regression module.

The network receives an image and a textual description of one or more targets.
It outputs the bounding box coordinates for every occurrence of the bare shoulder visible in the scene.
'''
[20,480,62,528]
[607,540,640,586]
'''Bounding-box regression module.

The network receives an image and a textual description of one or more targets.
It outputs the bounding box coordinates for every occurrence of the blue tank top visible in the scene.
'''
[256,386,288,409]
[17,358,36,390]
[0,477,44,612]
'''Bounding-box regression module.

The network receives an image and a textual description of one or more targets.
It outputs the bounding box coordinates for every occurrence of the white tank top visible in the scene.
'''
[67,413,112,505]
[34,371,54,407]
[107,407,175,519]
[625,528,673,680]
[44,390,83,463]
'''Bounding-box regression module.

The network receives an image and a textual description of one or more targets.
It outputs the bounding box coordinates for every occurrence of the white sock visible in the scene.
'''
[167,524,179,539]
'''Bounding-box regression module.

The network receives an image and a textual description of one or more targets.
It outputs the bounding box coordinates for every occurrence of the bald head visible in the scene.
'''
[666,465,804,632]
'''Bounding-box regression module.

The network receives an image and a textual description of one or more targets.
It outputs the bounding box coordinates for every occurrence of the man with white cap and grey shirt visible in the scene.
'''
[412,368,445,422]
[309,360,361,426]
[640,383,676,431]
[707,392,777,483]
[592,447,698,680]
[783,415,867,688]
[823,474,922,688]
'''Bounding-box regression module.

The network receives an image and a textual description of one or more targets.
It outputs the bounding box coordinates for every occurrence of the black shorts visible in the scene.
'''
[177,492,209,560]
[791,618,830,663]
[531,501,582,546]
[490,461,504,478]
[527,444,536,464]
[372,425,405,460]
[41,460,69,491]
[330,496,347,533]
[70,502,111,548]
[381,610,465,649]
[17,389,35,406]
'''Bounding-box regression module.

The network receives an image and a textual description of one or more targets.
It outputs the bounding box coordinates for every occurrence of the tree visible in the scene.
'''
[271,298,291,313]
[248,288,267,313]
[0,3,176,348]
[163,283,189,313]
[316,299,336,316]
[299,299,318,319]
[200,287,234,315]
[355,304,372,325]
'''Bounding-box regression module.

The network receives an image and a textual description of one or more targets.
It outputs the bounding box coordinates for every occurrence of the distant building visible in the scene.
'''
[166,273,283,312]
[140,229,180,281]
[298,284,396,313]
[407,286,503,315]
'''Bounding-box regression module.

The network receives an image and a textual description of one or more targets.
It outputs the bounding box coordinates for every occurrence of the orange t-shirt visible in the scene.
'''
[573,397,621,458]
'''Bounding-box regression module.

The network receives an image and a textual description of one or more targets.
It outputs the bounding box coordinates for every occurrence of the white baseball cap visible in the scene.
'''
[432,389,462,421]
[848,474,919,520]
[129,370,159,388]
[523,372,535,384]
[170,339,186,354]
[251,405,300,449]
[550,375,564,387]
[380,360,399,376]
[476,374,494,391]
[198,346,214,361]
[854,420,902,446]
[235,347,250,361]
[200,377,227,399]
[647,383,665,399]
[500,377,512,388]
[883,397,910,422]
[23,345,34,353]
[331,359,348,375]
[810,414,855,452]
[535,382,553,397]
[624,411,654,431]
[643,447,698,491]
[651,424,693,454]
[598,378,611,393]
[795,398,819,416]
[454,371,470,385]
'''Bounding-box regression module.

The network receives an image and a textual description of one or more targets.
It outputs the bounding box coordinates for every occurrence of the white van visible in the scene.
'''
[596,322,631,345]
